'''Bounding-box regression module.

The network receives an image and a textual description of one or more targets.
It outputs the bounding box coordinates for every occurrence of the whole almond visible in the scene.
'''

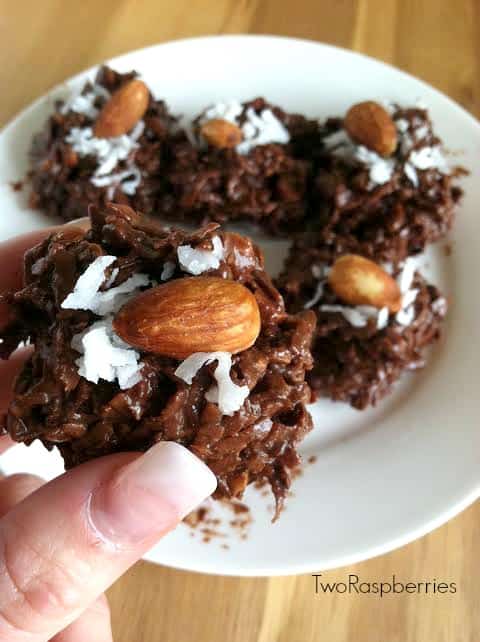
[94,79,149,138]
[113,276,261,358]
[328,254,402,312]
[344,101,397,157]
[200,119,243,148]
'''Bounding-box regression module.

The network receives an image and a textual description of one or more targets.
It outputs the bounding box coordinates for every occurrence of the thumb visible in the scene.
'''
[0,442,216,642]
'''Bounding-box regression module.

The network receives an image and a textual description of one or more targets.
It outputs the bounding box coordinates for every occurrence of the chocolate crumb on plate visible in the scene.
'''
[10,180,24,192]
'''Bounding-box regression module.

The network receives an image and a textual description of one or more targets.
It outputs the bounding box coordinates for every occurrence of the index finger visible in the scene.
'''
[0,435,13,455]
[0,218,90,300]
[0,442,216,641]
[0,220,88,422]
[0,228,57,296]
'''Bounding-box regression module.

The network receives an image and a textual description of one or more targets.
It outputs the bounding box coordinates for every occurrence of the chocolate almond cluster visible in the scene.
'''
[3,69,465,516]
[0,204,315,517]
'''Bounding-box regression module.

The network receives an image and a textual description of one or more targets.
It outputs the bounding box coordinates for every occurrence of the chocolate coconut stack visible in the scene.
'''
[0,66,464,517]
[278,100,456,408]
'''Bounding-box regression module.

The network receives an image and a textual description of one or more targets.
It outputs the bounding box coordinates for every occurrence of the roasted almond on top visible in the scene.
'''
[328,254,402,312]
[113,276,261,358]
[200,118,243,148]
[344,100,397,157]
[94,79,150,138]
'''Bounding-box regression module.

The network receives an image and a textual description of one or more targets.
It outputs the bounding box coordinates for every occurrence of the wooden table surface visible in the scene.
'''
[1,2,479,641]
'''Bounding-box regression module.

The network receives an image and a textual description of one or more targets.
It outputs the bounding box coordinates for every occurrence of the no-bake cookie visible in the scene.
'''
[29,66,178,222]
[307,101,465,262]
[157,98,320,235]
[278,249,447,409]
[0,204,316,516]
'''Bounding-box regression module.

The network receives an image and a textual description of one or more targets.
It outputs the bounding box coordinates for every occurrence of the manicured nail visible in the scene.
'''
[65,217,90,228]
[88,442,217,548]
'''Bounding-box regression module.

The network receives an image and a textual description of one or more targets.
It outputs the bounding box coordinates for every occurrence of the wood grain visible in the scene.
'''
[1,2,479,641]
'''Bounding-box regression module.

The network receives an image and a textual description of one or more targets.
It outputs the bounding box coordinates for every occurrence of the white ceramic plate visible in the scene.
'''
[1,36,479,577]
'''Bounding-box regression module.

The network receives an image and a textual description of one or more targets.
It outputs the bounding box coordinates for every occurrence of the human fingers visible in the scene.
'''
[0,473,44,517]
[0,222,87,431]
[0,221,89,325]
[0,435,14,455]
[0,458,111,642]
[0,441,216,642]
[50,595,112,642]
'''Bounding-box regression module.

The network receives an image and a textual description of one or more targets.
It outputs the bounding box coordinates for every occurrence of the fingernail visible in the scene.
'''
[88,442,217,548]
[65,217,90,228]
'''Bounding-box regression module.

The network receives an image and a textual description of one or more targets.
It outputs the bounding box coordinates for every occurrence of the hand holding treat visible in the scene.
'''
[0,228,216,642]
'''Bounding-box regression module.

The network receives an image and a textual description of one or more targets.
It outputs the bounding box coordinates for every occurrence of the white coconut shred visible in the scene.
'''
[62,255,150,390]
[175,351,249,416]
[177,236,224,275]
[198,100,290,154]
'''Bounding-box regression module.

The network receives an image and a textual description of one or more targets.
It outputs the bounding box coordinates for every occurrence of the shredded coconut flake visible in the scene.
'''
[237,107,290,154]
[61,255,150,315]
[323,130,394,186]
[397,258,416,293]
[66,127,134,175]
[323,128,351,150]
[319,303,390,329]
[395,118,409,133]
[253,418,273,436]
[380,99,396,115]
[414,125,429,141]
[319,304,380,327]
[431,297,448,316]
[234,249,255,269]
[393,258,419,326]
[60,83,110,119]
[105,267,119,288]
[203,101,243,124]
[199,100,290,154]
[64,256,151,389]
[401,287,419,310]
[409,146,449,173]
[404,162,419,187]
[62,256,116,310]
[376,306,390,330]
[304,265,331,309]
[175,352,249,416]
[395,304,416,326]
[354,146,394,185]
[71,318,142,390]
[65,120,144,195]
[91,166,142,195]
[177,236,224,275]
[304,281,325,310]
[160,261,176,281]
